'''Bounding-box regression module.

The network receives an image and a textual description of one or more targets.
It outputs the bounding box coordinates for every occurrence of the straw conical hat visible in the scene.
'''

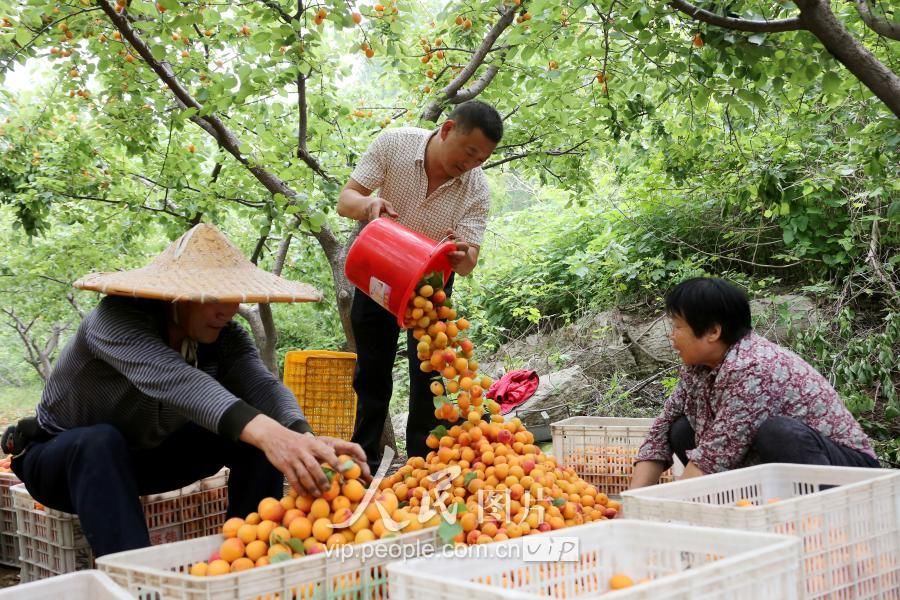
[74,224,322,303]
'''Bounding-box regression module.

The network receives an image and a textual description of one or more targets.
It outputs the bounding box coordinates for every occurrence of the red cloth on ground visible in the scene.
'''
[486,370,540,415]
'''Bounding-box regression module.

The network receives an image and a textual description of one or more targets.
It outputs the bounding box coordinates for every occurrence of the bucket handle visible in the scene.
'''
[427,234,457,260]
[433,233,455,248]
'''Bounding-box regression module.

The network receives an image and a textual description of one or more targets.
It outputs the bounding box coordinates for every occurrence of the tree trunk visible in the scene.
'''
[238,304,279,376]
[380,414,397,456]
[1,310,66,383]
[311,225,357,348]
[328,228,397,453]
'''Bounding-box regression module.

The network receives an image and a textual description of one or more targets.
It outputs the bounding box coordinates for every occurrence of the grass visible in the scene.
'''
[0,384,41,427]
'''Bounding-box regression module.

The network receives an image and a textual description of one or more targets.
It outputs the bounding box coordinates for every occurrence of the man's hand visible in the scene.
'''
[444,229,479,276]
[367,197,399,221]
[337,179,398,222]
[318,436,372,484]
[240,415,342,497]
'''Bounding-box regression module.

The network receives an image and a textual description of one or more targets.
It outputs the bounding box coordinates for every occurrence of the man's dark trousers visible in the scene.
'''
[12,421,282,557]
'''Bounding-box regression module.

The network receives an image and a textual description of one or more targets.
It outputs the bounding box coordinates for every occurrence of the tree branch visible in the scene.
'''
[257,0,293,24]
[0,7,103,72]
[273,234,293,277]
[669,0,803,32]
[59,192,187,218]
[866,214,900,307]
[66,293,86,320]
[669,0,900,118]
[251,225,270,265]
[421,5,517,122]
[483,140,590,170]
[794,0,900,118]
[97,0,335,210]
[852,0,900,41]
[295,71,330,179]
[130,173,265,209]
[455,65,500,102]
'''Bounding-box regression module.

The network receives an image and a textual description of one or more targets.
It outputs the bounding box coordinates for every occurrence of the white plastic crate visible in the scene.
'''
[141,468,229,545]
[0,471,21,567]
[621,463,900,599]
[97,528,442,600]
[550,417,683,495]
[0,569,131,599]
[12,468,230,582]
[12,483,92,577]
[388,519,802,599]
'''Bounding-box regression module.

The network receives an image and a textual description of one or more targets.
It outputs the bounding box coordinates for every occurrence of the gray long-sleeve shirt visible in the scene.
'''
[37,295,311,449]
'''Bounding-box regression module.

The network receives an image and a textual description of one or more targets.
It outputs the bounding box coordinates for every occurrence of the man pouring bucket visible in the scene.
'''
[338,100,504,473]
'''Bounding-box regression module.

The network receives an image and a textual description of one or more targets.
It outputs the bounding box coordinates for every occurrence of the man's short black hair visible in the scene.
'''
[448,100,503,143]
[665,277,752,345]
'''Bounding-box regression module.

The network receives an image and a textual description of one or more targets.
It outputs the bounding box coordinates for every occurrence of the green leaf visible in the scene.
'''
[430,425,448,438]
[286,538,306,555]
[463,471,477,486]
[15,27,30,47]
[437,518,462,545]
[322,464,337,482]
[425,271,444,289]
[552,497,566,507]
[270,552,291,563]
[822,72,841,94]
[179,107,198,121]
[887,201,900,223]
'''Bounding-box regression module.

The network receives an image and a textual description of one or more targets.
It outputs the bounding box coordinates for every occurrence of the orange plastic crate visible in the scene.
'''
[282,350,357,440]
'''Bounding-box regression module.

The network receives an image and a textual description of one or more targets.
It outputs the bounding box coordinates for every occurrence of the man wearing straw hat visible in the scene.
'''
[2,223,369,556]
[337,100,503,472]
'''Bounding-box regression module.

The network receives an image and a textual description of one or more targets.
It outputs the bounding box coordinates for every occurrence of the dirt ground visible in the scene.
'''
[0,565,19,588]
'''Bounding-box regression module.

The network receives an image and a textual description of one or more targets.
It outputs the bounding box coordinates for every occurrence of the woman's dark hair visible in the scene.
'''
[665,277,752,345]
[448,100,504,143]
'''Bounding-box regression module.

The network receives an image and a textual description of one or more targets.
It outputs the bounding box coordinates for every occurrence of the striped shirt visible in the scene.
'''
[350,126,491,246]
[37,296,310,449]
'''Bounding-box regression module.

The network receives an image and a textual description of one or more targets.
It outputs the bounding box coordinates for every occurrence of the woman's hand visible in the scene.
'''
[241,415,342,497]
[317,436,373,483]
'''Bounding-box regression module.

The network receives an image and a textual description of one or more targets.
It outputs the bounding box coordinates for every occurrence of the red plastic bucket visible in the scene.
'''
[345,218,456,327]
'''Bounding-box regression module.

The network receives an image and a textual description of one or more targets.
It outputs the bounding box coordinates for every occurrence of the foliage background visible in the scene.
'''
[0,0,897,460]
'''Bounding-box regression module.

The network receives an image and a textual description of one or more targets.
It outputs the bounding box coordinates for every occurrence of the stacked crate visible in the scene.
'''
[0,470,21,567]
[13,468,229,582]
[551,417,683,495]
[621,464,900,598]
